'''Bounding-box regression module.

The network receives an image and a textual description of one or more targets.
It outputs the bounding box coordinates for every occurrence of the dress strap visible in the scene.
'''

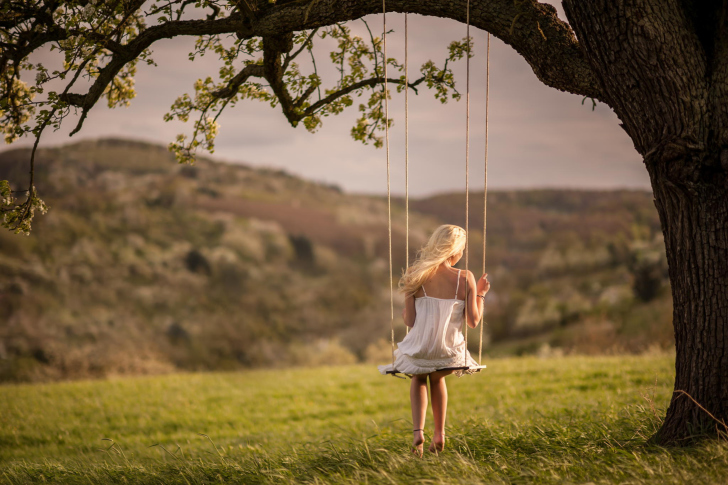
[455,269,461,298]
[422,284,428,296]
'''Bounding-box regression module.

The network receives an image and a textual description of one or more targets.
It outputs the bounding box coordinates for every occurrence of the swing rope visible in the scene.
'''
[480,32,490,366]
[383,0,395,368]
[405,12,409,335]
[463,0,471,365]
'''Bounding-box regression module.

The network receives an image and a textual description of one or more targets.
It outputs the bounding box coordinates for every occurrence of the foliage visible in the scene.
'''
[0,0,471,232]
[156,22,466,162]
[5,355,727,485]
[0,180,48,235]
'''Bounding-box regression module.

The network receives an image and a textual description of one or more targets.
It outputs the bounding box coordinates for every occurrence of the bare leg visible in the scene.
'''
[410,374,428,456]
[428,370,453,453]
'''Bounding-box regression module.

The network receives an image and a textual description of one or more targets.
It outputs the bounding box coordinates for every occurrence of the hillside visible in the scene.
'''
[0,139,672,382]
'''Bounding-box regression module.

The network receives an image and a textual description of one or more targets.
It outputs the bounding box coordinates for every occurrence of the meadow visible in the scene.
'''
[2,354,726,484]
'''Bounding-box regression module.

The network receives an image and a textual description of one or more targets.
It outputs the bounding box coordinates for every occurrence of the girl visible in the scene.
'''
[378,224,490,456]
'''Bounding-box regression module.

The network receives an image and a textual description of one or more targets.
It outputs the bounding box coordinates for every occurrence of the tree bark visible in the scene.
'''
[647,151,728,444]
[563,0,728,444]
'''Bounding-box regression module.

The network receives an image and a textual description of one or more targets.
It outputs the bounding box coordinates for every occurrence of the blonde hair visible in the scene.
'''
[399,224,466,297]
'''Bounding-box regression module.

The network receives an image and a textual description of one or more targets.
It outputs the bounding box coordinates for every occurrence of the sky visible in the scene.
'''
[11,2,650,197]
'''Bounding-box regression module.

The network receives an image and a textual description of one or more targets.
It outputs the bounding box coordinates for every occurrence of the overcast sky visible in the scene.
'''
[11,2,650,197]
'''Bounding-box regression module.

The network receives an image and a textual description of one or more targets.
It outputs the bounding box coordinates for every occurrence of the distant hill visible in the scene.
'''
[0,139,672,382]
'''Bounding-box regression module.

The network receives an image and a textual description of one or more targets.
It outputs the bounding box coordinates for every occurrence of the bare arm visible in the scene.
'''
[403,294,416,328]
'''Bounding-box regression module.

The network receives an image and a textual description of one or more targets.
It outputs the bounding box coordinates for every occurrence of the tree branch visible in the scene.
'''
[56,0,603,125]
[297,75,425,120]
[211,63,265,98]
[250,0,603,101]
[283,27,318,71]
[58,11,243,107]
[262,33,298,123]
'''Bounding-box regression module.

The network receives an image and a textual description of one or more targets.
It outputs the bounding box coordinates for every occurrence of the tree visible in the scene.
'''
[1,0,726,445]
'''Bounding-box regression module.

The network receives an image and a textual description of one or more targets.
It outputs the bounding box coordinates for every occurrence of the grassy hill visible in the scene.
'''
[0,139,673,382]
[4,355,727,484]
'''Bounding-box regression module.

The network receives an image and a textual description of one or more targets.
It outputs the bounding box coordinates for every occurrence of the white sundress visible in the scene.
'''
[378,269,482,377]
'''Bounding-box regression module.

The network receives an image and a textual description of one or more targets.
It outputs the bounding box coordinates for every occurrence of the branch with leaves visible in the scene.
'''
[164,22,470,162]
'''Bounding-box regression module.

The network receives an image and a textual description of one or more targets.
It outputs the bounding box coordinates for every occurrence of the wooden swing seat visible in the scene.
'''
[385,365,487,379]
[436,365,487,372]
[385,370,410,379]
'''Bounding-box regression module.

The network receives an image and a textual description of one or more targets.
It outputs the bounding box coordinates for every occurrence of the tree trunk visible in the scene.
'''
[562,0,728,444]
[647,152,728,444]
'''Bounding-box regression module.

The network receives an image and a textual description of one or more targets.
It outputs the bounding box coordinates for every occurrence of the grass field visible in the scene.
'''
[2,354,727,484]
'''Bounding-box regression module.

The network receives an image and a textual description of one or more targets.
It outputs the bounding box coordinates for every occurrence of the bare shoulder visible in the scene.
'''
[457,270,475,291]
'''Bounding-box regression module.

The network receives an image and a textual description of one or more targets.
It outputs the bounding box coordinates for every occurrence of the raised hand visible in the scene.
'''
[476,273,490,295]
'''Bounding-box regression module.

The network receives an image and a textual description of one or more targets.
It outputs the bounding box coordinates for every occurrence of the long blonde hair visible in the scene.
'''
[399,224,466,297]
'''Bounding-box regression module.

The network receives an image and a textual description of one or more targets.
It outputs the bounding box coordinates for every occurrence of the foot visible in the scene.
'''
[428,434,445,454]
[412,429,424,457]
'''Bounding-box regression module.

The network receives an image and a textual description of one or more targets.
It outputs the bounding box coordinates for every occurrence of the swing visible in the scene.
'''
[383,0,490,379]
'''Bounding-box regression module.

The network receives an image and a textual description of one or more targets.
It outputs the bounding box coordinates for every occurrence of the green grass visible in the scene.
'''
[2,355,727,484]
